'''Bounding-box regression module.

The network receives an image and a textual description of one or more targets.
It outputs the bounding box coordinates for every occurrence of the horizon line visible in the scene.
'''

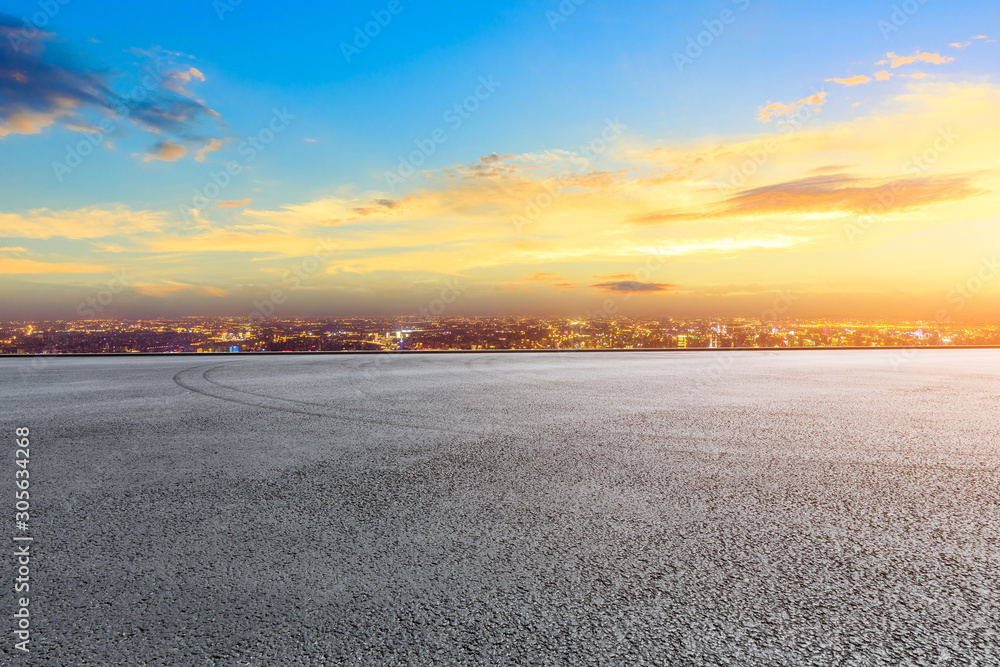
[5,345,1000,359]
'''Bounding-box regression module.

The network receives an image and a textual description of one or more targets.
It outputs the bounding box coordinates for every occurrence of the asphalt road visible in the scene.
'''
[2,350,999,665]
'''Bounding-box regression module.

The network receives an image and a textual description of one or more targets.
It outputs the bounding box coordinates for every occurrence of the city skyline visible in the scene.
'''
[2,1,999,321]
[6,314,1000,354]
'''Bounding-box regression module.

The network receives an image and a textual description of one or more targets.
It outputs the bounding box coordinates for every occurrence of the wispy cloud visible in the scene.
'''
[0,206,166,240]
[635,172,984,223]
[195,138,224,162]
[351,197,414,217]
[0,14,225,157]
[218,198,252,208]
[0,257,109,274]
[523,273,565,282]
[877,50,954,68]
[138,140,187,162]
[4,72,998,308]
[826,75,873,86]
[756,92,827,123]
[591,281,674,293]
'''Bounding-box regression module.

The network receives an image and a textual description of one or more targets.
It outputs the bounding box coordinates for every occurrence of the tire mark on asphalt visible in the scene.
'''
[193,362,731,461]
[201,364,477,433]
[173,362,497,438]
[175,361,997,470]
[171,363,800,464]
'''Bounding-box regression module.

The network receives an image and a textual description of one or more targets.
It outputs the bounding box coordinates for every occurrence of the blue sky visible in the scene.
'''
[1,0,999,319]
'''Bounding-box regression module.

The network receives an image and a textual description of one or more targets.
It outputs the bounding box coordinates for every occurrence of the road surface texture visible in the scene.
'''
[2,350,999,665]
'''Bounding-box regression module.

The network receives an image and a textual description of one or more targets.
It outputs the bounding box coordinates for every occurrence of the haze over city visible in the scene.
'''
[1,1,999,321]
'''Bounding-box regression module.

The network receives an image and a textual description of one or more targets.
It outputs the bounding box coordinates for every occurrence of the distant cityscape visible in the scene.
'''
[3,317,1000,354]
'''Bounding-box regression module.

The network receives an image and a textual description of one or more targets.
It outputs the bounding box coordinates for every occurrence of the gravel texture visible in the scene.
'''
[1,349,999,665]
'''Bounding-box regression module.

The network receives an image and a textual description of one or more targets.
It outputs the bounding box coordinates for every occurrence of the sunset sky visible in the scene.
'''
[1,0,998,321]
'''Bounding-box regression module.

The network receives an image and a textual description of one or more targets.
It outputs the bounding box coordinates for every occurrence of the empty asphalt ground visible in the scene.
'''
[2,350,999,665]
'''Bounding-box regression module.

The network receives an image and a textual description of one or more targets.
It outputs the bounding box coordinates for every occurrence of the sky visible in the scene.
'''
[1,0,999,322]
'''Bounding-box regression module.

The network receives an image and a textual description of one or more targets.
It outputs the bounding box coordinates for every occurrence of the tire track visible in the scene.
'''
[172,362,498,438]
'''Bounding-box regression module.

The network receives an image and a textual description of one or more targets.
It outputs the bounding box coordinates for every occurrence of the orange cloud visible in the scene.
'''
[0,28,225,149]
[726,173,980,216]
[195,138,224,162]
[0,109,68,137]
[591,281,674,293]
[219,198,252,208]
[878,50,954,68]
[351,197,414,217]
[0,258,108,274]
[139,140,187,163]
[444,152,529,180]
[874,70,892,81]
[523,272,564,282]
[163,67,206,94]
[826,75,873,86]
[556,170,629,190]
[8,77,995,306]
[634,172,984,224]
[757,92,827,123]
[0,207,165,240]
